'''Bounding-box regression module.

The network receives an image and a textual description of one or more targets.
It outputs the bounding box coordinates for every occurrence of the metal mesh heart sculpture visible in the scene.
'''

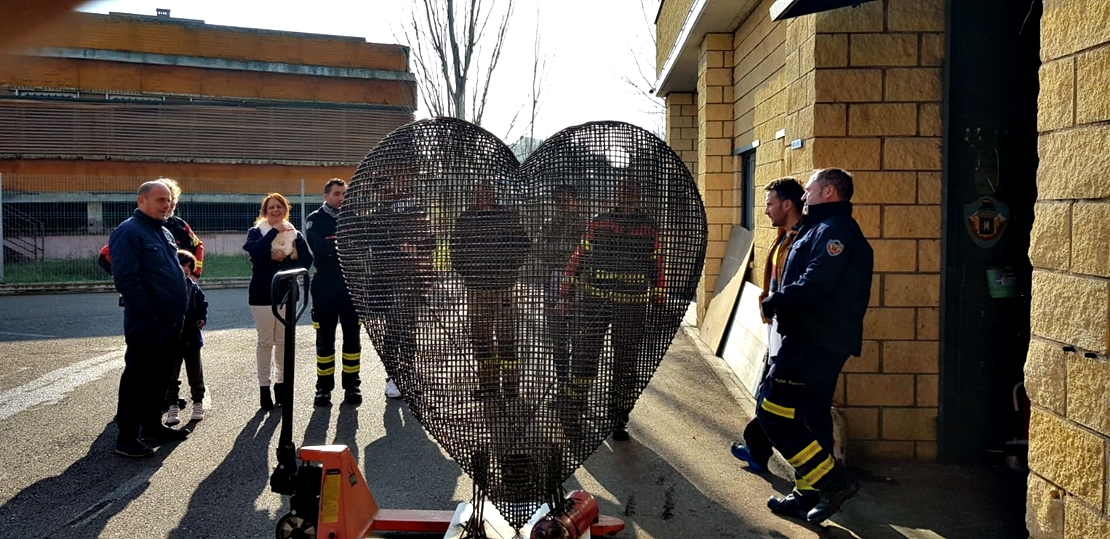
[337,117,706,531]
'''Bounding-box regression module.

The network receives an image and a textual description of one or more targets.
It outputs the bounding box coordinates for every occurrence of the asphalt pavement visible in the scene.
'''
[0,289,1026,538]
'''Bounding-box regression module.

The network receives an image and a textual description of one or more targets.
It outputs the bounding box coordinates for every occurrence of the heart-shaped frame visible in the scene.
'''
[337,117,706,529]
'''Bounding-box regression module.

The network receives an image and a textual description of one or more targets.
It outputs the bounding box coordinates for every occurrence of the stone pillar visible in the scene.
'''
[1025,0,1110,536]
[87,202,103,234]
[696,32,735,322]
[665,92,699,177]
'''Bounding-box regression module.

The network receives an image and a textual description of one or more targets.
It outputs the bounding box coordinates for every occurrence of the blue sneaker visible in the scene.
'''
[730,442,768,472]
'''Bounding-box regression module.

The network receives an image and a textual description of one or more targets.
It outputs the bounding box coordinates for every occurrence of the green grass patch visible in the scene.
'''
[3,257,106,284]
[2,253,253,284]
[197,254,253,279]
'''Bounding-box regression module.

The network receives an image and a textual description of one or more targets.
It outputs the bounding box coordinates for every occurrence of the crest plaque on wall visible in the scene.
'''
[963,196,1009,249]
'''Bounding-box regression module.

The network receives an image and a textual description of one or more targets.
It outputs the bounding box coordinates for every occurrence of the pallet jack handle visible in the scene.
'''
[269,267,310,495]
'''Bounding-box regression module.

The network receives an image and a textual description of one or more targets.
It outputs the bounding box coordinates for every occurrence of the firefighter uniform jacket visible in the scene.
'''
[305,204,353,309]
[364,197,436,311]
[762,201,873,357]
[164,216,205,277]
[449,206,529,290]
[563,209,665,303]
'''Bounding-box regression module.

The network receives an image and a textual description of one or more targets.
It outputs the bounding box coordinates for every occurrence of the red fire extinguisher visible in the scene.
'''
[530,490,599,539]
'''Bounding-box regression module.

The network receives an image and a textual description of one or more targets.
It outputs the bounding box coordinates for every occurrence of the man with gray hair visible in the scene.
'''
[109,181,191,457]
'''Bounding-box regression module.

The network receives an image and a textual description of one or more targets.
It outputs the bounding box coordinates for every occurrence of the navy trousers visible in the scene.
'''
[118,320,181,442]
[313,300,362,391]
[756,336,848,491]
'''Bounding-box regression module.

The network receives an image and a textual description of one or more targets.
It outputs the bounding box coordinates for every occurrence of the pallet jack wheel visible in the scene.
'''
[275,512,316,539]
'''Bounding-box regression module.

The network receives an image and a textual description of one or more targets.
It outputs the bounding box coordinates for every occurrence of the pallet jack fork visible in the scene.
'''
[266,269,625,539]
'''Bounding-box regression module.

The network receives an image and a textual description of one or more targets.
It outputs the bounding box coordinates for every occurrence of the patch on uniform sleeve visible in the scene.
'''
[826,239,844,256]
[305,220,313,230]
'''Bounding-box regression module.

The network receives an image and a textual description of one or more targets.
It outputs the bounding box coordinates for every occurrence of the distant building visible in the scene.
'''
[0,9,416,252]
[510,136,544,162]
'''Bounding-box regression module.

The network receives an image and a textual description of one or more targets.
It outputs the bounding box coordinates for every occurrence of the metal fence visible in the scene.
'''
[0,173,333,284]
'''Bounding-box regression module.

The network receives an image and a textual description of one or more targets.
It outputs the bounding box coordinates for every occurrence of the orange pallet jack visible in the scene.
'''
[267,270,624,539]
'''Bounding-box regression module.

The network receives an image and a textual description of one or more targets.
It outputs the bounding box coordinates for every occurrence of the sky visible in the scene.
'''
[77,0,664,144]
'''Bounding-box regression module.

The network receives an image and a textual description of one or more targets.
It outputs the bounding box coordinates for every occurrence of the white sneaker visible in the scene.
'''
[190,402,205,421]
[384,378,402,399]
[165,405,180,426]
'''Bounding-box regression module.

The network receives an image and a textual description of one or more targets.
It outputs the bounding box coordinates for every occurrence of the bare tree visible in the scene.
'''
[398,0,515,126]
[617,0,664,136]
[504,3,551,156]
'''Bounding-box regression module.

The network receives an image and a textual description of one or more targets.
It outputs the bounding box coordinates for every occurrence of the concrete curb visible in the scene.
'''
[0,278,250,296]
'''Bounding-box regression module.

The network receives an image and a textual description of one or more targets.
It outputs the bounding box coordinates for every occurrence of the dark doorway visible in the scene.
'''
[739,149,757,229]
[940,0,1040,464]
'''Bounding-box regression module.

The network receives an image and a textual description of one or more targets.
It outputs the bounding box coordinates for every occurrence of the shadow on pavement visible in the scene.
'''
[0,421,184,538]
[302,400,333,447]
[830,461,1028,539]
[167,410,281,539]
[574,436,793,539]
[362,400,460,512]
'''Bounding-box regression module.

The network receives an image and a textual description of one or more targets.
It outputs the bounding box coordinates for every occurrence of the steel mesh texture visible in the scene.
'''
[337,117,707,531]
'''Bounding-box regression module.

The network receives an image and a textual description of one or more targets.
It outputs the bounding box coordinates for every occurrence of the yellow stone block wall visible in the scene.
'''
[665,92,702,317]
[798,0,945,460]
[665,92,700,177]
[695,32,737,321]
[732,0,793,291]
[655,0,697,76]
[1026,0,1110,536]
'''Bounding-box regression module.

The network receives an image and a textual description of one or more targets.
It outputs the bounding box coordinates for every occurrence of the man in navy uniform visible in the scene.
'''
[758,168,873,523]
[109,181,191,457]
[308,178,400,406]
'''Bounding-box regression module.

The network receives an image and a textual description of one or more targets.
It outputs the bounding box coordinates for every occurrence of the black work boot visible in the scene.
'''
[610,414,630,442]
[342,373,362,404]
[272,383,286,407]
[807,479,860,523]
[115,439,155,458]
[314,389,332,407]
[141,425,190,446]
[767,489,820,520]
[555,391,585,439]
[259,386,274,410]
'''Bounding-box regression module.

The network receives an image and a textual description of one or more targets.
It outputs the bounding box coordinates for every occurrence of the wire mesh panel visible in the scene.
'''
[337,117,706,532]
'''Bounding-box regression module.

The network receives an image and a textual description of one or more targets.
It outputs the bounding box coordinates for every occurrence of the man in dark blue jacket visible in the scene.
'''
[109,181,190,457]
[308,178,376,406]
[758,168,873,523]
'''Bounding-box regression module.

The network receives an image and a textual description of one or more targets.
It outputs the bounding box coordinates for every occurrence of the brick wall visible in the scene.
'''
[25,11,409,72]
[655,0,697,75]
[0,55,415,106]
[1025,0,1110,536]
[0,160,356,189]
[665,91,702,313]
[695,33,736,320]
[798,0,945,460]
[733,0,791,289]
[665,0,952,463]
[666,93,700,177]
[0,11,416,107]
